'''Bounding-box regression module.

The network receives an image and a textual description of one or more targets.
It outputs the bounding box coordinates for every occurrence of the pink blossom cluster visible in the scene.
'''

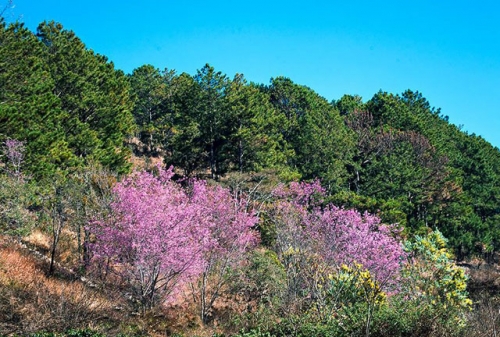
[3,139,25,179]
[89,167,259,305]
[272,179,325,206]
[190,180,259,272]
[272,182,406,289]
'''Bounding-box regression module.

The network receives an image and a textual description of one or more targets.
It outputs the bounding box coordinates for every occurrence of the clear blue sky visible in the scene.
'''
[6,1,500,148]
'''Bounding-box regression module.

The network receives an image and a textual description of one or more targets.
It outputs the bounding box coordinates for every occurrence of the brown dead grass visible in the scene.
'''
[0,235,232,336]
[0,228,267,336]
[24,229,51,251]
[0,239,118,336]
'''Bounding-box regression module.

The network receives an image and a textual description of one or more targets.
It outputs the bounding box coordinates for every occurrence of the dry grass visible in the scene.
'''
[468,265,500,292]
[23,227,85,272]
[462,261,500,337]
[24,229,51,251]
[466,292,500,337]
[129,155,164,172]
[0,233,237,336]
[0,239,119,336]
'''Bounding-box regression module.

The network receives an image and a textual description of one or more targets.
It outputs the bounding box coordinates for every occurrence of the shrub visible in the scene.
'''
[368,230,472,337]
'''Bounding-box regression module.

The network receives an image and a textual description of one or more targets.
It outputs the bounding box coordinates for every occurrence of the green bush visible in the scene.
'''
[367,230,472,337]
[0,173,38,236]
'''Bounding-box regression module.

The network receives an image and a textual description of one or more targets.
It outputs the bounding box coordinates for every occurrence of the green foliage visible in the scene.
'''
[238,249,286,304]
[324,264,386,311]
[225,76,288,174]
[297,264,389,337]
[369,297,464,337]
[0,21,74,176]
[334,94,365,116]
[163,72,204,176]
[269,317,343,337]
[37,21,135,174]
[227,249,286,332]
[0,173,38,236]
[154,65,292,179]
[128,65,176,155]
[368,230,472,336]
[28,329,105,337]
[403,230,472,315]
[233,328,275,337]
[266,77,353,189]
[338,89,500,257]
[0,20,134,177]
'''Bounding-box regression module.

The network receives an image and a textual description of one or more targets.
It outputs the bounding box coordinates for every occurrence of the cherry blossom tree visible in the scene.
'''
[3,138,25,181]
[268,180,405,312]
[190,180,259,323]
[89,167,206,310]
[89,167,259,314]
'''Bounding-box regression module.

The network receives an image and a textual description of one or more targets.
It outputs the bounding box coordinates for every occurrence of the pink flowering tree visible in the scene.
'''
[89,167,207,311]
[89,167,259,315]
[190,180,259,323]
[3,139,25,181]
[268,181,405,314]
[0,138,35,236]
[307,206,404,288]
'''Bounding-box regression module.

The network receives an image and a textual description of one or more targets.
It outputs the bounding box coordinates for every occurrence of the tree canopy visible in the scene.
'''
[2,18,500,259]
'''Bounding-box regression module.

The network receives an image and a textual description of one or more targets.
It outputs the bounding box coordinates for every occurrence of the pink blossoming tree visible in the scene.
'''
[190,180,259,323]
[268,180,405,311]
[89,167,259,314]
[90,167,204,310]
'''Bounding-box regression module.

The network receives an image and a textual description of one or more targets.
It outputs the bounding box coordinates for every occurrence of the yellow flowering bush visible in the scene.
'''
[402,229,472,328]
[327,264,387,307]
[304,262,388,335]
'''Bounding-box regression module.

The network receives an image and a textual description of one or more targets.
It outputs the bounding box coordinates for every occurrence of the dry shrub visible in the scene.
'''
[128,150,164,171]
[24,229,51,252]
[463,262,500,337]
[56,228,80,266]
[124,281,242,337]
[23,227,82,271]
[0,243,118,336]
[466,292,500,337]
[467,264,500,292]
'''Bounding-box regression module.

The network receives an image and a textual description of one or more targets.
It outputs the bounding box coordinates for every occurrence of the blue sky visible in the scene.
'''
[7,1,500,148]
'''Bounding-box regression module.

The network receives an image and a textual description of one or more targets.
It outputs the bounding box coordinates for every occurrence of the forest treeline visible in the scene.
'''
[2,19,499,259]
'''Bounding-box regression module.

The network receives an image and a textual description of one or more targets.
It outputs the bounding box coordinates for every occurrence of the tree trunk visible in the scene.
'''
[201,272,208,324]
[49,219,62,276]
[239,139,244,173]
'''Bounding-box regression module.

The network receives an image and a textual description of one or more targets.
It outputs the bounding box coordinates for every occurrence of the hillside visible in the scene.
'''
[1,18,500,336]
